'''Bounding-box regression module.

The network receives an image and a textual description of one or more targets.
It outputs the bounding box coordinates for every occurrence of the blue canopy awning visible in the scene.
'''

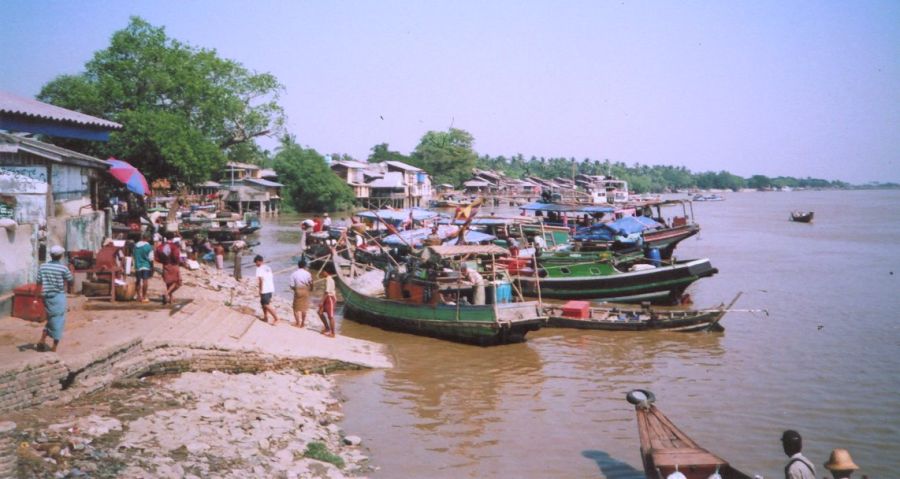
[382,225,496,247]
[357,208,441,224]
[520,202,614,214]
[607,216,663,235]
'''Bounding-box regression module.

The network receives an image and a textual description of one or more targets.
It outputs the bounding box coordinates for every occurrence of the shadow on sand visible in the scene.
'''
[582,450,645,479]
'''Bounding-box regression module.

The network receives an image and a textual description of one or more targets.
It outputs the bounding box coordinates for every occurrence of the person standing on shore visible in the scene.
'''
[318,270,336,337]
[289,259,313,328]
[781,430,816,479]
[156,232,183,305]
[824,449,860,479]
[35,245,73,352]
[213,242,226,270]
[254,255,280,324]
[133,232,154,303]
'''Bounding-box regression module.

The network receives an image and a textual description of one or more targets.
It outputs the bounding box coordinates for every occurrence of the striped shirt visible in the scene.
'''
[37,260,74,296]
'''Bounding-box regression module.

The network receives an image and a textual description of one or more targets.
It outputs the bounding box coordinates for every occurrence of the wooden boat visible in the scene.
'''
[543,293,741,331]
[789,211,814,223]
[333,245,544,346]
[626,389,753,479]
[513,254,718,304]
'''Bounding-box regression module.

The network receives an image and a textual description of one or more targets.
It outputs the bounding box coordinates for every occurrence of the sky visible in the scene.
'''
[2,0,899,184]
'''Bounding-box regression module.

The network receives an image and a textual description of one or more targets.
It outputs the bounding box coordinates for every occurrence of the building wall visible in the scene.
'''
[46,210,107,254]
[0,223,38,315]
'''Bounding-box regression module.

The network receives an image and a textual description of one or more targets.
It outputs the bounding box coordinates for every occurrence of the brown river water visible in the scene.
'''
[258,189,900,478]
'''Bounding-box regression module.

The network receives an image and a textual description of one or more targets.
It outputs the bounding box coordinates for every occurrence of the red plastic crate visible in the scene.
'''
[561,300,590,319]
[12,284,46,322]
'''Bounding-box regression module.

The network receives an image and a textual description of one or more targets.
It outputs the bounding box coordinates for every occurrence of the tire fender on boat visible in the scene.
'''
[626,389,656,406]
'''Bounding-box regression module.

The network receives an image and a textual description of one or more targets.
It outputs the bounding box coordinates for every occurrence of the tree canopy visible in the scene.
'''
[409,128,477,186]
[367,143,410,164]
[37,16,285,185]
[273,136,355,212]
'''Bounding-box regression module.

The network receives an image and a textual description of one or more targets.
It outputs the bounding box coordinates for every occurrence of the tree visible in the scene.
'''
[273,136,355,212]
[368,143,409,164]
[410,128,478,186]
[37,16,285,184]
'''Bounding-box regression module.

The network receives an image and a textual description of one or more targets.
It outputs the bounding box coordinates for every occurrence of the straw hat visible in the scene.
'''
[824,449,859,471]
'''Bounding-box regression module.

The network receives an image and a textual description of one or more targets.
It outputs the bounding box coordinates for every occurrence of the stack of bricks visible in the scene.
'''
[0,421,16,477]
[0,358,69,415]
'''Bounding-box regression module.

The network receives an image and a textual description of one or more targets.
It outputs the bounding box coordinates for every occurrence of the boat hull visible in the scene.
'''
[790,212,814,223]
[545,308,725,331]
[516,259,717,304]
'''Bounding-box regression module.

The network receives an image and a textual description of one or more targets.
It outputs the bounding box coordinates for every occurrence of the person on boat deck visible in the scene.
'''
[781,430,816,479]
[312,215,323,233]
[460,264,486,305]
[823,448,860,479]
[299,221,310,252]
[36,245,74,352]
[533,234,547,254]
[424,226,442,246]
[508,237,520,257]
[322,212,332,230]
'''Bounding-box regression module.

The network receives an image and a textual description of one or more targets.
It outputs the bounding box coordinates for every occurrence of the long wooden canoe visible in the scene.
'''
[333,255,544,346]
[626,390,753,479]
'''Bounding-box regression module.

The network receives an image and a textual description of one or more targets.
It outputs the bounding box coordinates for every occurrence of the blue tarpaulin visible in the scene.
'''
[607,216,663,235]
[382,225,496,247]
[357,208,442,224]
[520,202,614,214]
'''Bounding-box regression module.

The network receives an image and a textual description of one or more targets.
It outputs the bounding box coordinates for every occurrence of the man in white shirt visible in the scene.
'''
[288,259,313,328]
[322,212,332,230]
[460,264,485,305]
[782,430,816,479]
[254,255,280,324]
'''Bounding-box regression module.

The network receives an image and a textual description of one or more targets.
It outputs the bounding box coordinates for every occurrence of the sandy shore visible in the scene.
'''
[1,263,391,478]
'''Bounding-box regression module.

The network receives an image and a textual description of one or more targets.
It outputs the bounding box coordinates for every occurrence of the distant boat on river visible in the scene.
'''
[626,389,754,479]
[790,211,814,223]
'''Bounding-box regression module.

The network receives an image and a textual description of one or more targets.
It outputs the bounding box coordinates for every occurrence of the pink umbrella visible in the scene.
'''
[106,157,151,196]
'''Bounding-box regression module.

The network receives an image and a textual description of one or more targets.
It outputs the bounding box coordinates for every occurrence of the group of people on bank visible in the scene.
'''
[781,430,863,479]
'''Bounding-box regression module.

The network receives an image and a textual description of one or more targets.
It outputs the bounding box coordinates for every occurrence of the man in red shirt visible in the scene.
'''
[156,232,183,304]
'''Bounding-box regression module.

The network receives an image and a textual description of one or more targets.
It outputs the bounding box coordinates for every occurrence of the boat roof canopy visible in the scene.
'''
[357,208,441,222]
[382,226,496,247]
[521,202,614,213]
[423,244,509,260]
[608,216,663,234]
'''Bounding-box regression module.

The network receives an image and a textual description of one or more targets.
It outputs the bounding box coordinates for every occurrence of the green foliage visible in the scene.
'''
[303,441,345,468]
[37,16,284,185]
[368,143,410,163]
[273,136,355,212]
[410,128,478,186]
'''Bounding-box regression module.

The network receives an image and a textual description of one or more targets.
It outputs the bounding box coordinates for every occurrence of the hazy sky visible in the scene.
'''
[2,1,898,183]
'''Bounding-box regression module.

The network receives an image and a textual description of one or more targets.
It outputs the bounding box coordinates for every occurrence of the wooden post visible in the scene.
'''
[234,249,242,280]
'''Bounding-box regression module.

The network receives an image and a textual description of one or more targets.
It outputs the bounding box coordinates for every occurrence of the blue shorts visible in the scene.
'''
[260,293,273,306]
[137,269,153,280]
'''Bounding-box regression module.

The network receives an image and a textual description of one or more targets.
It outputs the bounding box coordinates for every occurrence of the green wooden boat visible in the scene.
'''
[333,247,544,346]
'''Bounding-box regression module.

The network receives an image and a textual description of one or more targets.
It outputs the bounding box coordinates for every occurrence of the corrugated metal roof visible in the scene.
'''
[0,90,122,129]
[0,132,109,169]
[424,244,509,258]
[331,160,369,169]
[384,160,421,171]
[243,178,283,188]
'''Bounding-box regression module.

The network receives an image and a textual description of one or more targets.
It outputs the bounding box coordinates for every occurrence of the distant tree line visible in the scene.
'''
[475,155,850,193]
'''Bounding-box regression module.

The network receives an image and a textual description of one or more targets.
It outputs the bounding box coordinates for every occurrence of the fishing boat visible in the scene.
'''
[626,389,753,479]
[789,211,814,223]
[543,294,740,331]
[692,193,725,202]
[513,253,718,304]
[333,245,544,346]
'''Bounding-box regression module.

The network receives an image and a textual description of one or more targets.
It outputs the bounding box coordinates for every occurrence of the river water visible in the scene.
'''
[256,190,900,478]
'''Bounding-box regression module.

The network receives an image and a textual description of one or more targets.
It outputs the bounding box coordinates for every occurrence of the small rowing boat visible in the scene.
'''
[789,211,814,223]
[543,293,741,332]
[626,389,753,479]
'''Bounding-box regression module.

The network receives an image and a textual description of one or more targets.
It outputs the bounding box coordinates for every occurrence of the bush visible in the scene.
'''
[303,441,345,468]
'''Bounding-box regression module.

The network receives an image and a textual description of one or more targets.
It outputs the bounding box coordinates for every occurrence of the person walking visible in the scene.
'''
[824,449,859,479]
[461,263,485,305]
[35,245,74,352]
[289,259,313,328]
[317,270,337,337]
[156,232,183,305]
[254,255,280,324]
[781,430,816,479]
[133,232,154,303]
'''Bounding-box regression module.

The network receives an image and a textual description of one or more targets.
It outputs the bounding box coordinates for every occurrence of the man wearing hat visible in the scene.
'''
[824,449,859,479]
[781,430,816,479]
[36,245,74,352]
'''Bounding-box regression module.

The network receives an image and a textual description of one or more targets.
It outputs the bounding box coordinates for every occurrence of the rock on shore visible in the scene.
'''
[14,370,370,478]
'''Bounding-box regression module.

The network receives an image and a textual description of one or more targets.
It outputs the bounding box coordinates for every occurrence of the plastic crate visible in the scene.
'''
[561,300,590,319]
